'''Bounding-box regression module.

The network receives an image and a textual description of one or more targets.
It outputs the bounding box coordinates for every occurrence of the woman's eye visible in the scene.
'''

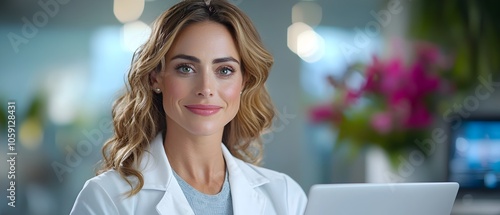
[176,65,194,74]
[219,67,233,76]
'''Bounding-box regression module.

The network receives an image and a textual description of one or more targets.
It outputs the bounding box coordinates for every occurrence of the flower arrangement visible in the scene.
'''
[310,42,452,162]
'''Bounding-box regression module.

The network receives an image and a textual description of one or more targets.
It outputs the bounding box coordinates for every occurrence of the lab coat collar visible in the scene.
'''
[139,133,270,215]
[222,141,269,215]
[137,134,193,214]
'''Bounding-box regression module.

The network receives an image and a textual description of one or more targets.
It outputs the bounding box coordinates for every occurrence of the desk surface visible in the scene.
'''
[452,199,500,215]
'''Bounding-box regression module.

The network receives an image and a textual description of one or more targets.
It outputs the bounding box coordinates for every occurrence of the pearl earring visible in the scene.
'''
[155,88,161,93]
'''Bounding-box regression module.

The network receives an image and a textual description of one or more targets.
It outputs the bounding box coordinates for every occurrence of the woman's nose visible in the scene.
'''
[196,71,214,97]
[197,88,213,97]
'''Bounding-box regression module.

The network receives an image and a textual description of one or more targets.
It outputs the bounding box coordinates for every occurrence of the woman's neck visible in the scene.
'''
[163,126,226,194]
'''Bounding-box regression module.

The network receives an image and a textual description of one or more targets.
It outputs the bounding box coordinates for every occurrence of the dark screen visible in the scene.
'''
[448,120,500,190]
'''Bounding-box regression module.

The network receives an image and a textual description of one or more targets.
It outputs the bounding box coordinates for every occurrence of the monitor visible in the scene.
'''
[447,117,500,194]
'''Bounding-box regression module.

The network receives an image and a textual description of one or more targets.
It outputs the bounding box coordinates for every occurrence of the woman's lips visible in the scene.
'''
[185,105,222,116]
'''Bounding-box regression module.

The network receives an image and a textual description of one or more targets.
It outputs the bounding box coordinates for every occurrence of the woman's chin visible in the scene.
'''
[185,126,224,138]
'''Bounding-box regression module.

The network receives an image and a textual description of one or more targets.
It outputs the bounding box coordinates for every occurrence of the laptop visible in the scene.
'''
[304,182,459,215]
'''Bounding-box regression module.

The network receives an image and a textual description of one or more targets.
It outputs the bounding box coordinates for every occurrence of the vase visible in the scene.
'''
[364,143,446,183]
[365,146,395,183]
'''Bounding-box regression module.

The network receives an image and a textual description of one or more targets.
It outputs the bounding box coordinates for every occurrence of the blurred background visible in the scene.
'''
[1,0,499,214]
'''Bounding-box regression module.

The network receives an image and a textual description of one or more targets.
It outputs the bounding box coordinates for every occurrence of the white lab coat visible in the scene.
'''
[70,133,307,215]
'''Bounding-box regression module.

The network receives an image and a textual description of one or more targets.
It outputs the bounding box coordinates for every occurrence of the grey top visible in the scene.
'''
[172,170,233,215]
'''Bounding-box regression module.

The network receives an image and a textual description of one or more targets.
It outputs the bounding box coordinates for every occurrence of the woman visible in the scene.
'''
[70,0,307,214]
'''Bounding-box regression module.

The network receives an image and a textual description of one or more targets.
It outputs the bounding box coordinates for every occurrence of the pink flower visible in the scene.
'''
[363,56,383,93]
[408,61,440,98]
[371,112,393,134]
[359,45,443,130]
[404,102,433,128]
[309,104,340,124]
[379,58,405,95]
[345,89,362,105]
[321,41,452,153]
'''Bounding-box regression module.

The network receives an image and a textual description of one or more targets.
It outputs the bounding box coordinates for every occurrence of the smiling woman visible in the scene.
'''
[70,0,307,215]
[152,21,244,139]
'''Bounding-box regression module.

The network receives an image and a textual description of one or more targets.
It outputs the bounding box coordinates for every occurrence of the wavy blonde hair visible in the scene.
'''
[98,0,275,196]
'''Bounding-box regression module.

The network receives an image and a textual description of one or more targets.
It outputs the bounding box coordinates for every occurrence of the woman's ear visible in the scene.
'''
[241,73,247,92]
[150,71,160,91]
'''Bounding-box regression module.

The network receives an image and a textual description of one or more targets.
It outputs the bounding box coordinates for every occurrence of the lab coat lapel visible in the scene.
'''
[222,145,269,215]
[229,174,267,215]
[156,181,194,215]
[139,134,194,215]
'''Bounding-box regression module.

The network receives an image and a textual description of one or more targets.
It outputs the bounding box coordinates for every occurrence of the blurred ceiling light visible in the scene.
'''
[121,20,151,52]
[297,29,325,62]
[287,22,312,54]
[19,118,43,150]
[113,0,145,23]
[292,1,322,27]
[288,22,325,62]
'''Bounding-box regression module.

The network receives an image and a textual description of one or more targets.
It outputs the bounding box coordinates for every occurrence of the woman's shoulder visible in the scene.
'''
[244,162,289,180]
[234,159,308,214]
[74,169,134,205]
[70,170,128,215]
[85,169,131,192]
[235,159,303,190]
[71,169,165,215]
[223,145,302,190]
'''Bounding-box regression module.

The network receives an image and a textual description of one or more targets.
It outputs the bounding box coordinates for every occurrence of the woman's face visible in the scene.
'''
[152,21,243,137]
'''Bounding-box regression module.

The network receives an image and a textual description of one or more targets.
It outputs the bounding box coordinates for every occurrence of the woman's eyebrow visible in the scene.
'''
[213,57,240,65]
[170,54,240,65]
[170,54,200,63]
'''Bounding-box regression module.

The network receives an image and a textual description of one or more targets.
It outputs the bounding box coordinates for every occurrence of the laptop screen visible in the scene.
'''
[448,118,500,191]
[304,183,459,215]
